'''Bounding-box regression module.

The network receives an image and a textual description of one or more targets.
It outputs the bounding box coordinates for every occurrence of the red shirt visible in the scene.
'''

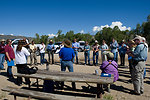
[5,44,15,60]
[0,44,5,54]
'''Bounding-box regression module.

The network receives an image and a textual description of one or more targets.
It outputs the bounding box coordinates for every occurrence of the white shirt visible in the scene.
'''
[15,47,30,64]
[39,44,46,53]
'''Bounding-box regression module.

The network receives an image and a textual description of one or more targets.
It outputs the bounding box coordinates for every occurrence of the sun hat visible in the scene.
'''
[95,40,98,43]
[63,40,72,48]
[0,39,6,42]
[141,37,146,42]
[106,52,114,59]
[133,36,142,41]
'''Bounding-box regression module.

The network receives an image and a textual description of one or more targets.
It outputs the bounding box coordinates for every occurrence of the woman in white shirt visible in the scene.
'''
[15,40,30,86]
[39,42,46,64]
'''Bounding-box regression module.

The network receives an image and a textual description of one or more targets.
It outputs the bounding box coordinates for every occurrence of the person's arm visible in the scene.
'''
[23,47,30,56]
[59,49,62,58]
[5,52,11,62]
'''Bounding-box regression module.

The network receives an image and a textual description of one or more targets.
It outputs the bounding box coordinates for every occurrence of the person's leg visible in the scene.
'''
[7,66,13,77]
[93,52,95,65]
[122,54,125,66]
[0,54,5,69]
[76,51,79,64]
[60,61,66,89]
[120,53,123,65]
[34,53,37,65]
[113,52,117,63]
[30,53,33,65]
[51,51,54,64]
[40,53,42,64]
[48,51,51,64]
[96,52,99,65]
[23,65,31,84]
[116,52,118,63]
[87,52,90,65]
[84,52,87,64]
[16,64,23,85]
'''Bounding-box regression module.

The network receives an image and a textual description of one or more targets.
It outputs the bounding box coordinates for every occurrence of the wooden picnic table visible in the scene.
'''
[14,69,114,98]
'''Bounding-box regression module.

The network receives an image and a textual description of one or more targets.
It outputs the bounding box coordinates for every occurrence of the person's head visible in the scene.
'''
[129,40,135,48]
[85,41,88,45]
[112,38,115,43]
[106,52,114,60]
[41,41,44,44]
[6,39,12,45]
[49,40,53,44]
[23,38,26,41]
[31,40,35,45]
[95,40,98,45]
[133,36,142,45]
[102,40,106,45]
[16,40,24,51]
[63,39,72,48]
[74,39,77,42]
[122,40,125,44]
[0,39,5,45]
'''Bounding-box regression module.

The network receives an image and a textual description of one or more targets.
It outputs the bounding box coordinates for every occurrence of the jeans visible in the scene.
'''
[48,51,54,64]
[40,53,45,64]
[93,52,99,65]
[61,61,73,72]
[0,54,5,69]
[84,52,90,64]
[7,66,12,76]
[113,52,118,63]
[120,53,125,66]
[30,52,37,65]
[73,50,78,64]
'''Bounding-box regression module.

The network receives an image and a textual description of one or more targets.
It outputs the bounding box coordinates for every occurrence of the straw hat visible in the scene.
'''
[133,36,142,41]
[106,52,114,59]
[95,40,98,43]
[0,39,5,42]
[63,40,72,48]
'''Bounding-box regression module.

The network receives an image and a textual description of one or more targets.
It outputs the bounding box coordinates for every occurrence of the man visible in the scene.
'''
[128,36,147,95]
[100,40,109,62]
[5,39,15,78]
[29,41,37,65]
[59,39,75,89]
[118,40,127,66]
[84,41,90,65]
[92,40,99,66]
[0,39,6,70]
[47,40,55,64]
[39,41,46,64]
[110,38,119,63]
[72,39,79,64]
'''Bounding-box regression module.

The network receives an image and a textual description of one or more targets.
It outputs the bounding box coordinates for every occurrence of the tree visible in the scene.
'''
[147,15,150,22]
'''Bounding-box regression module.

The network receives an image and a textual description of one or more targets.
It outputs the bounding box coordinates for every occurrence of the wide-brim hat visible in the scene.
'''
[63,40,72,48]
[133,36,142,41]
[49,40,53,43]
[106,52,114,59]
[0,39,6,42]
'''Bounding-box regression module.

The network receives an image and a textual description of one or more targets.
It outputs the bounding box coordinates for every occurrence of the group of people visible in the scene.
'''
[0,35,148,95]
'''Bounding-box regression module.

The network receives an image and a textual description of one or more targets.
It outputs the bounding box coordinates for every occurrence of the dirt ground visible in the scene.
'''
[0,51,150,100]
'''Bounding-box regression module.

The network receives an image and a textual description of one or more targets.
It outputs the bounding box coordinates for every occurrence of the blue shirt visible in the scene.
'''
[119,44,127,54]
[133,43,147,61]
[59,47,75,61]
[110,41,119,53]
[101,44,108,53]
[47,43,54,51]
[72,42,79,51]
[84,45,90,53]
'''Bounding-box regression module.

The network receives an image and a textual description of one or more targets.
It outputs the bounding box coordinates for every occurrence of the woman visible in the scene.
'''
[84,41,90,65]
[101,40,109,62]
[15,40,30,86]
[39,41,46,64]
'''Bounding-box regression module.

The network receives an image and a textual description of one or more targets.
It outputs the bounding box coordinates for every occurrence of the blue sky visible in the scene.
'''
[0,0,150,37]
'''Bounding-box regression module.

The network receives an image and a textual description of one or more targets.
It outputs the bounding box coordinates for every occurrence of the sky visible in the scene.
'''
[0,0,150,37]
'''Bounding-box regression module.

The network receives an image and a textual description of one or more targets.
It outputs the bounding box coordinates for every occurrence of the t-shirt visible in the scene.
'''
[59,47,75,61]
[72,42,79,51]
[15,47,30,64]
[92,44,99,52]
[0,44,5,54]
[39,44,46,53]
[29,44,37,53]
[5,44,15,60]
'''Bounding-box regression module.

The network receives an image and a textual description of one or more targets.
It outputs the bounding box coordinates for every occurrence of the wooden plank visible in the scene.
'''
[14,73,114,84]
[2,86,79,100]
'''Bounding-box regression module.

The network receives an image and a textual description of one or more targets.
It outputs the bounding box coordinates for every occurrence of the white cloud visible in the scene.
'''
[0,33,4,35]
[10,34,14,36]
[48,34,57,38]
[93,21,131,32]
[80,30,84,33]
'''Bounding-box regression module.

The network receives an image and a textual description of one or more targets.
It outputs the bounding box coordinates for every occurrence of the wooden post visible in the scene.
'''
[97,84,103,98]
[14,95,17,100]
[28,96,31,100]
[36,79,39,89]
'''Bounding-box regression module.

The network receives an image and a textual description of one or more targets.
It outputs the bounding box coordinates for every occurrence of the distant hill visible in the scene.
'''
[0,35,33,42]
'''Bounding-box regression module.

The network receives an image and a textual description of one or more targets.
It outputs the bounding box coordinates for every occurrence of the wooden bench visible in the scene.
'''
[14,70,114,98]
[2,86,84,100]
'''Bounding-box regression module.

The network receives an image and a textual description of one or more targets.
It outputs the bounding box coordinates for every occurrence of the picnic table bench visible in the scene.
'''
[2,69,114,99]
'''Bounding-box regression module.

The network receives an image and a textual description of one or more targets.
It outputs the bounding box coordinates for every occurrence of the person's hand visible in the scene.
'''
[8,58,11,62]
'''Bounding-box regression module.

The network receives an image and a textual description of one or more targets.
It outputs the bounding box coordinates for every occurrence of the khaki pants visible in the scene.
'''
[30,52,37,65]
[132,61,145,94]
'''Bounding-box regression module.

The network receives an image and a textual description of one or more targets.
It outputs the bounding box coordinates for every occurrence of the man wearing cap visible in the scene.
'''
[128,36,147,95]
[92,40,100,66]
[59,39,75,89]
[0,39,6,70]
[72,39,79,64]
[47,40,55,64]
[110,38,119,63]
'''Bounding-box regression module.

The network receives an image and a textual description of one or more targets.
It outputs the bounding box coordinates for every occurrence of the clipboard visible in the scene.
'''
[7,60,15,66]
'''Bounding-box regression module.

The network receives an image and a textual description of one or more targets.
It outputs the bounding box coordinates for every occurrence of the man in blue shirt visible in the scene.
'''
[110,38,119,63]
[128,36,147,95]
[59,39,75,89]
[118,40,127,66]
[47,40,55,64]
[72,39,79,64]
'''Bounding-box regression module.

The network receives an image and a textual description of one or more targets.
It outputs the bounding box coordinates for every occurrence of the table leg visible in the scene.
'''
[37,79,39,89]
[97,84,103,98]
[14,95,17,100]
